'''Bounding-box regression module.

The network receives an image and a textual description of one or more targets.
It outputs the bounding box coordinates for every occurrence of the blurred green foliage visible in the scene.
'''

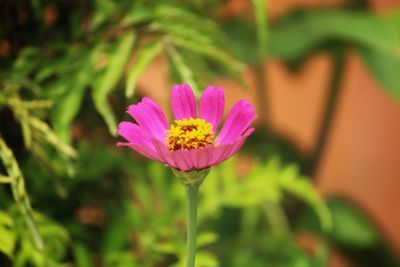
[1,0,400,266]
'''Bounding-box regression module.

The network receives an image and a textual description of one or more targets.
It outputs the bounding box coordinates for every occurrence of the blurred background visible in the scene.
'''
[1,0,400,266]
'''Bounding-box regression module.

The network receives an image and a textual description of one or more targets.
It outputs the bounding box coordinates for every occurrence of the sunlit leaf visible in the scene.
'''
[197,232,218,248]
[0,136,44,250]
[166,43,200,95]
[103,251,137,267]
[121,1,155,26]
[171,36,244,75]
[126,40,163,98]
[92,32,136,135]
[90,0,117,30]
[30,117,77,158]
[150,5,244,79]
[0,210,15,257]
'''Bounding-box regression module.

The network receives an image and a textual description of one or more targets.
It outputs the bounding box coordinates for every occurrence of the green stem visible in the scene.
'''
[0,175,13,183]
[307,49,345,177]
[0,136,44,250]
[185,185,200,267]
[252,0,269,129]
[254,64,269,128]
[263,201,289,235]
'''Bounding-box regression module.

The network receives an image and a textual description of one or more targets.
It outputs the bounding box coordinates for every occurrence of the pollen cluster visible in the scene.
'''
[166,118,214,151]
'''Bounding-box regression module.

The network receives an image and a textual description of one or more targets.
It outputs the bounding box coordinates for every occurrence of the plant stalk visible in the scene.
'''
[0,136,44,250]
[254,65,269,128]
[252,0,270,129]
[307,48,345,177]
[185,185,200,267]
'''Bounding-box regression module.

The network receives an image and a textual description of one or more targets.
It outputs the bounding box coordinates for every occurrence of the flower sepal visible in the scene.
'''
[172,168,210,187]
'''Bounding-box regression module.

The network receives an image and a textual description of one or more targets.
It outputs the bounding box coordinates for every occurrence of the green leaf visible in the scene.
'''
[329,200,379,247]
[51,85,86,143]
[165,43,200,95]
[0,136,44,250]
[357,10,400,98]
[280,170,332,232]
[359,47,400,98]
[154,5,217,34]
[171,36,244,75]
[101,215,130,254]
[150,5,244,77]
[121,1,155,26]
[193,251,218,267]
[11,210,74,266]
[51,48,101,143]
[126,40,163,98]
[90,0,117,30]
[223,20,259,65]
[297,199,380,249]
[30,117,77,158]
[103,251,137,267]
[269,10,398,60]
[92,33,136,135]
[0,210,15,258]
[197,232,218,248]
[73,242,94,267]
[10,48,40,81]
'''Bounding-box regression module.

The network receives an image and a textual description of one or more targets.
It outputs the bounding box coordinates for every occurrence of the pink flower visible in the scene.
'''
[117,84,256,171]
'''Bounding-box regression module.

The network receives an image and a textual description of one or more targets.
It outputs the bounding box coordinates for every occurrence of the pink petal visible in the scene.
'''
[117,122,163,161]
[208,144,233,166]
[127,97,169,141]
[145,127,254,171]
[175,146,213,171]
[218,128,254,163]
[150,139,207,171]
[196,128,253,167]
[199,86,224,132]
[151,139,197,171]
[171,84,197,120]
[217,136,247,164]
[176,128,254,170]
[217,99,256,144]
[152,139,178,169]
[118,122,151,147]
[171,150,194,171]
[117,142,162,161]
[191,148,209,170]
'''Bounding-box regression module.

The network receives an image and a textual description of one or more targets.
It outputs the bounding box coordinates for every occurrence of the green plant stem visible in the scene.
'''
[185,185,200,267]
[254,65,269,128]
[0,175,13,183]
[307,49,345,177]
[0,136,44,250]
[264,201,290,235]
[252,0,270,129]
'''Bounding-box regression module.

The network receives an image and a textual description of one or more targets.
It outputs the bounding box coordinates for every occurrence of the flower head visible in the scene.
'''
[117,84,256,172]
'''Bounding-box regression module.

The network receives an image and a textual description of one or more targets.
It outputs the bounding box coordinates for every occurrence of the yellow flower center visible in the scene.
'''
[166,118,214,151]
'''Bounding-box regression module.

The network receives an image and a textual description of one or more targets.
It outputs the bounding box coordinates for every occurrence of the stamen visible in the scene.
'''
[166,118,214,151]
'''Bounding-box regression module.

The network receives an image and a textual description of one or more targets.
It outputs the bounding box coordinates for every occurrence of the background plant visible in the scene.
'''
[0,0,399,266]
